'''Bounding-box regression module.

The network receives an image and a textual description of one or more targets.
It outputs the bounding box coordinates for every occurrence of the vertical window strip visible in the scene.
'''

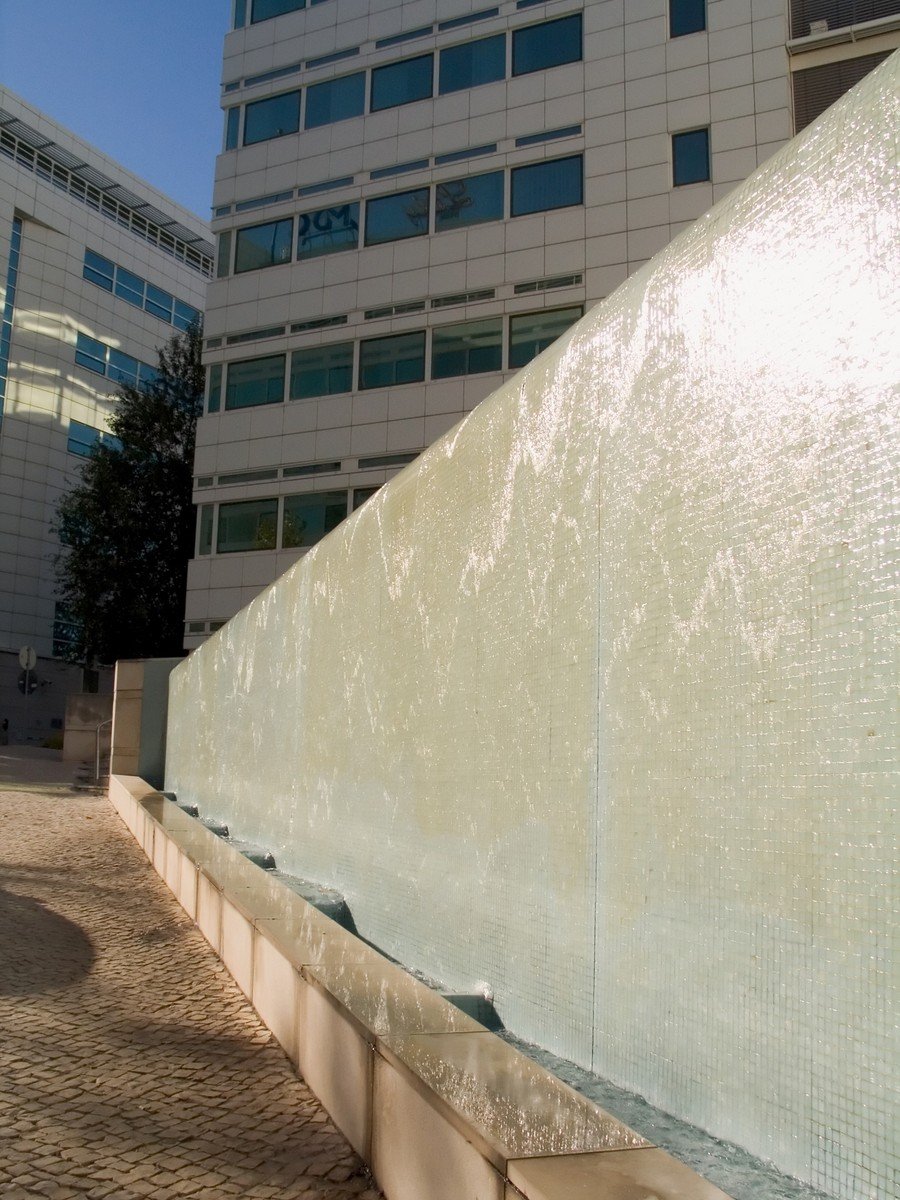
[0,216,23,418]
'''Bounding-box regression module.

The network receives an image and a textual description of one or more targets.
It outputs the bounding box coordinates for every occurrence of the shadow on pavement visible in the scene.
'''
[0,885,96,995]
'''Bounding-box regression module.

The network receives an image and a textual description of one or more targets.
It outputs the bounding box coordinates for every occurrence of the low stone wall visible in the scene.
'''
[109,774,731,1200]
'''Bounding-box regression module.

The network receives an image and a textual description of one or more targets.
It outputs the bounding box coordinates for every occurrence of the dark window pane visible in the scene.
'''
[510,155,582,216]
[145,283,174,321]
[217,499,278,552]
[513,13,582,75]
[439,34,506,94]
[114,266,144,307]
[225,106,240,150]
[243,90,301,144]
[359,331,426,389]
[365,188,430,245]
[672,128,710,185]
[138,362,158,388]
[76,333,107,375]
[198,505,214,555]
[435,171,504,231]
[297,202,360,259]
[53,602,81,658]
[233,0,247,28]
[432,317,503,378]
[509,305,581,369]
[370,54,433,111]
[282,490,348,548]
[234,218,294,272]
[207,363,222,413]
[290,342,354,399]
[670,0,706,36]
[108,349,139,386]
[217,230,232,278]
[305,72,365,128]
[251,0,304,21]
[353,486,380,510]
[174,301,201,331]
[67,420,101,457]
[225,354,286,409]
[83,250,114,291]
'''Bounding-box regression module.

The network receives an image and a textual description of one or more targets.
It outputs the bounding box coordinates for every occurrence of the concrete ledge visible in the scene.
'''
[108,775,734,1200]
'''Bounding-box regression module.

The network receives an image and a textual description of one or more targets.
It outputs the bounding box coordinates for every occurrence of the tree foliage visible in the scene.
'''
[55,323,203,665]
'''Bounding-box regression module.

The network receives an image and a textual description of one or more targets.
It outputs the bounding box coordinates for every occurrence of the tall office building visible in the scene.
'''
[0,87,212,739]
[187,0,899,645]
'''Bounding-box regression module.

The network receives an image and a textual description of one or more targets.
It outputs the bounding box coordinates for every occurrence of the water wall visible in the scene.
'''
[167,55,899,1199]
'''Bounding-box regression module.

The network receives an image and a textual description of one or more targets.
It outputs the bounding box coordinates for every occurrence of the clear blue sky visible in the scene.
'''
[0,0,230,220]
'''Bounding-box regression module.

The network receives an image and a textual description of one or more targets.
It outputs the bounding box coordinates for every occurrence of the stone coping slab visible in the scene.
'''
[303,961,485,1038]
[109,775,733,1200]
[378,1030,649,1171]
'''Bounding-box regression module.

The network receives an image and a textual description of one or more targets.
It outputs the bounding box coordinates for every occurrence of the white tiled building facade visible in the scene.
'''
[0,87,212,738]
[187,0,900,645]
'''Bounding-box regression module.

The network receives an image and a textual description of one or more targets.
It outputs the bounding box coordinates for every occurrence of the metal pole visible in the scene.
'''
[95,717,112,783]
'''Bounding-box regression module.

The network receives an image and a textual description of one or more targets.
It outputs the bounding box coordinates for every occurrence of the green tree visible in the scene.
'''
[55,322,203,665]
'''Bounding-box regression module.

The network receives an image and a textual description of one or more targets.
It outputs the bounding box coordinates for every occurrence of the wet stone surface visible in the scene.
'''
[0,779,383,1200]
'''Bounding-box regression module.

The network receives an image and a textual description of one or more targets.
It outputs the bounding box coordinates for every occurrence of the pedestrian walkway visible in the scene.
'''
[0,749,383,1200]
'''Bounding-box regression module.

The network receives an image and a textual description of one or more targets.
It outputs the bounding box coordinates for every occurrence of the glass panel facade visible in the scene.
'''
[305,72,366,128]
[673,128,710,185]
[670,0,707,36]
[114,267,144,307]
[217,498,278,552]
[290,342,354,399]
[145,283,174,322]
[508,305,581,368]
[108,348,140,387]
[282,490,348,548]
[435,171,504,231]
[297,202,360,259]
[243,90,301,144]
[510,154,583,216]
[513,14,582,75]
[365,188,430,245]
[174,300,201,331]
[439,34,506,94]
[225,354,286,409]
[207,363,223,413]
[83,250,114,291]
[359,331,426,388]
[432,317,503,378]
[67,420,101,457]
[252,0,305,19]
[370,54,434,111]
[234,218,294,273]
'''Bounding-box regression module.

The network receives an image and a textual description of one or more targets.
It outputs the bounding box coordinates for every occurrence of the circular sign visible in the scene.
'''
[18,645,37,671]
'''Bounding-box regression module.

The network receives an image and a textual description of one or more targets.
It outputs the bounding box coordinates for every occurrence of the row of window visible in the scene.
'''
[236,0,708,37]
[0,217,21,415]
[67,419,121,458]
[207,306,582,412]
[225,14,582,148]
[218,154,582,276]
[75,332,157,389]
[198,485,379,556]
[83,250,201,331]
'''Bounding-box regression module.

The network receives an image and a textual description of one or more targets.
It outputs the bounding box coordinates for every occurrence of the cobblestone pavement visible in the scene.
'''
[0,753,383,1200]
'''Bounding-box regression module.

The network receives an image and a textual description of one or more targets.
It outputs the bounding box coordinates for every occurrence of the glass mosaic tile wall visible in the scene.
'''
[166,54,899,1199]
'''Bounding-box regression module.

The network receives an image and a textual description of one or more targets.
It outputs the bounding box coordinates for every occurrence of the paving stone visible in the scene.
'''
[0,775,383,1200]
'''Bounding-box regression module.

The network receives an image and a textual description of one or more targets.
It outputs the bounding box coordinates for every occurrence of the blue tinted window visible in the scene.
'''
[439,34,505,94]
[432,317,502,378]
[138,362,158,388]
[243,91,301,144]
[83,250,114,291]
[282,490,348,548]
[512,13,582,75]
[225,354,286,409]
[672,128,710,185]
[251,0,304,20]
[75,332,106,375]
[234,218,294,273]
[217,231,232,278]
[108,348,140,387]
[435,171,503,231]
[670,0,706,37]
[305,72,365,128]
[145,284,174,322]
[297,202,360,259]
[233,0,247,27]
[290,342,354,399]
[359,331,425,389]
[114,267,144,307]
[225,107,241,150]
[370,54,433,111]
[174,300,201,331]
[67,420,101,457]
[365,188,430,245]
[510,155,582,216]
[509,306,581,369]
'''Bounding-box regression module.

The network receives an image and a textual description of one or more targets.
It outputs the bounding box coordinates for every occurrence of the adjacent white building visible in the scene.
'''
[186,0,900,645]
[0,86,212,739]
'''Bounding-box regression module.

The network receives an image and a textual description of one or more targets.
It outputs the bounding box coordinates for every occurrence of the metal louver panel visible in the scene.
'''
[793,50,892,128]
[791,0,900,39]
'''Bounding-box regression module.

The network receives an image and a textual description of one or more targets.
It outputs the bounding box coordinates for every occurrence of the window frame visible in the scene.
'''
[242,89,302,146]
[439,33,507,95]
[510,154,583,217]
[512,13,583,77]
[358,330,426,390]
[364,187,431,246]
[224,353,287,411]
[370,53,434,112]
[234,216,295,274]
[672,126,711,186]
[669,0,706,38]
